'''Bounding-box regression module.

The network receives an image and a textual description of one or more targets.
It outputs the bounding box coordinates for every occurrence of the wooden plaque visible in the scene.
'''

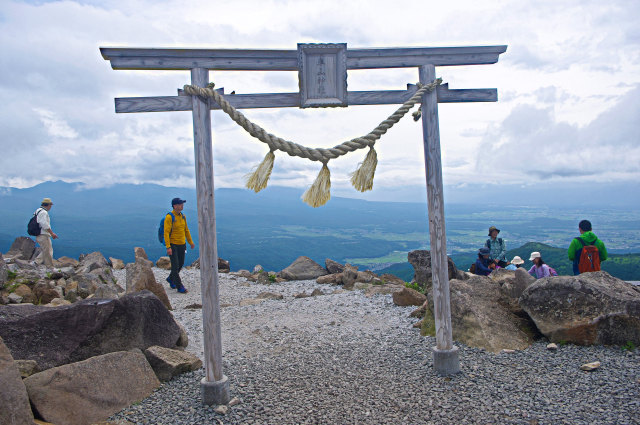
[297,43,347,108]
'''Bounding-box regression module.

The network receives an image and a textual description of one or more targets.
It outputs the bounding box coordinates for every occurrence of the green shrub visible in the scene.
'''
[622,341,636,352]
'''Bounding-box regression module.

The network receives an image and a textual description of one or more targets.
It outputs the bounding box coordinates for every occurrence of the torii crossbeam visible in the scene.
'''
[101,43,507,405]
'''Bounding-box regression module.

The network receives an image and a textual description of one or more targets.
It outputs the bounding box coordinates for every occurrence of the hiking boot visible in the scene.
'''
[177,285,188,294]
[166,277,176,289]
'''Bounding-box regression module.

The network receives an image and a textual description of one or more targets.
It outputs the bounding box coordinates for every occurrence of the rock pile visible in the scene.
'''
[0,238,203,423]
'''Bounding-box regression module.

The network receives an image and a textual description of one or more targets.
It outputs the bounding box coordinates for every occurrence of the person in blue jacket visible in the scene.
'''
[474,247,494,276]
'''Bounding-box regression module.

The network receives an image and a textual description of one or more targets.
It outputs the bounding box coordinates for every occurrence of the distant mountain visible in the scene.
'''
[1,181,638,280]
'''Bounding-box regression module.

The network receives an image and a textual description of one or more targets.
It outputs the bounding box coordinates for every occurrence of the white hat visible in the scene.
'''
[511,256,524,265]
[529,252,541,261]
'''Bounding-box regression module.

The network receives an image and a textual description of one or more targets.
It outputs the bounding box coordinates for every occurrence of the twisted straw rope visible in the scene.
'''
[183,78,442,163]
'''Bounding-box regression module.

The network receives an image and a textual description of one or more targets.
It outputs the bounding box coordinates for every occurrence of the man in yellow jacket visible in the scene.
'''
[165,198,195,293]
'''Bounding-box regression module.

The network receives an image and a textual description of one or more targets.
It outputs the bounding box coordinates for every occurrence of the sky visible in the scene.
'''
[0,0,638,202]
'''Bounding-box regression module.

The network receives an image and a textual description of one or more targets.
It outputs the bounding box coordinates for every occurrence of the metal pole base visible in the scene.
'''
[432,346,460,376]
[201,375,230,406]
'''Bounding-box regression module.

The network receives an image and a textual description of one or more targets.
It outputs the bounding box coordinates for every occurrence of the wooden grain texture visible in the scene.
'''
[101,45,507,70]
[115,86,497,113]
[190,67,224,383]
[419,64,453,351]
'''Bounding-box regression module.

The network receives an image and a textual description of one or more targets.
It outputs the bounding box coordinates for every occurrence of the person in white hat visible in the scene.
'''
[34,197,58,268]
[527,252,557,278]
[505,256,525,270]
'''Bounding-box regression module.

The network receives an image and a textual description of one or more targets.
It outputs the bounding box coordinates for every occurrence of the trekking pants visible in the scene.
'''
[36,234,54,268]
[169,243,186,288]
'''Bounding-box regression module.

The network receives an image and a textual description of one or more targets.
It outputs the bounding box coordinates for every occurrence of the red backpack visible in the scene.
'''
[575,237,601,273]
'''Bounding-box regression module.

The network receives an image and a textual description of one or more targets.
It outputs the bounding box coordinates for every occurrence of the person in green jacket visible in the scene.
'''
[568,220,607,275]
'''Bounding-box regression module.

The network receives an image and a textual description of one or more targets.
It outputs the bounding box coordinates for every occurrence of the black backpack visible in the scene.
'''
[27,208,43,236]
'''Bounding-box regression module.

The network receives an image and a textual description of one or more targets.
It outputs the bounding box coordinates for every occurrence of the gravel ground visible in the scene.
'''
[110,268,640,425]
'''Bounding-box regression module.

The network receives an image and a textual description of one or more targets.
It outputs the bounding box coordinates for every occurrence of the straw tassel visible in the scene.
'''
[302,163,331,208]
[350,146,378,192]
[244,150,275,193]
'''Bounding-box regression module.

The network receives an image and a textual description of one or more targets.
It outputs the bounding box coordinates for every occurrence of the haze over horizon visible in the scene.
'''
[1,0,638,204]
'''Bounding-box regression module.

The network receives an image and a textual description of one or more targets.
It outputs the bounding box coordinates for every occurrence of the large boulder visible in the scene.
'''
[422,275,535,352]
[125,258,172,310]
[143,345,202,381]
[0,290,182,371]
[325,258,344,274]
[408,249,467,292]
[279,256,328,281]
[134,246,148,261]
[0,336,35,425]
[519,271,640,345]
[5,237,36,261]
[25,350,160,425]
[496,268,536,302]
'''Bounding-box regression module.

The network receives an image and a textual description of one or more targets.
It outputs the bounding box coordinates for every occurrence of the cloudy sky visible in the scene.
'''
[1,0,638,201]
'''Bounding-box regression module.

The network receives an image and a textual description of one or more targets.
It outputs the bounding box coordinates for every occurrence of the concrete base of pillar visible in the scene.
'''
[432,346,460,375]
[201,375,230,406]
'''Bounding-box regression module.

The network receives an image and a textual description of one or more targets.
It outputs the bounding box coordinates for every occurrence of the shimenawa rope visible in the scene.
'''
[183,78,441,207]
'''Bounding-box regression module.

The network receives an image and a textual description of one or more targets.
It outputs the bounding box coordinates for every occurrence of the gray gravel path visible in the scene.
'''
[111,268,640,425]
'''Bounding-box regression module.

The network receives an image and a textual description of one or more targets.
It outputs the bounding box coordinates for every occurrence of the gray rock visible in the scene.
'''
[408,249,467,292]
[325,258,345,274]
[5,237,36,261]
[341,264,358,289]
[279,256,328,281]
[143,345,202,381]
[316,273,342,284]
[25,350,160,425]
[256,271,271,285]
[156,256,172,270]
[76,251,110,274]
[134,246,149,261]
[256,291,284,300]
[94,284,119,299]
[109,257,125,270]
[392,287,427,306]
[423,275,535,352]
[519,271,640,345]
[8,293,22,304]
[0,291,182,371]
[14,359,40,378]
[0,336,34,425]
[56,256,79,267]
[125,258,172,310]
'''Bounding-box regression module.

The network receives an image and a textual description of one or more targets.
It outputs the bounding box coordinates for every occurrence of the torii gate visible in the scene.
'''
[101,43,507,405]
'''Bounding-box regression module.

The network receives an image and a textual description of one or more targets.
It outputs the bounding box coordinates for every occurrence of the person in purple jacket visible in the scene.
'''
[528,252,557,278]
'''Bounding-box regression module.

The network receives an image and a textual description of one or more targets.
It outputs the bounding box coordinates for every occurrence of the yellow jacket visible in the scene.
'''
[164,211,194,248]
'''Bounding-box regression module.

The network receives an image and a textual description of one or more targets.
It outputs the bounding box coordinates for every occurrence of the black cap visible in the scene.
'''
[171,198,186,206]
[479,247,490,255]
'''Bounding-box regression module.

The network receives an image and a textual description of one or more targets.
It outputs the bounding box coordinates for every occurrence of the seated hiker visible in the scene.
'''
[528,252,557,278]
[486,226,508,268]
[567,219,608,275]
[505,255,525,270]
[474,247,495,276]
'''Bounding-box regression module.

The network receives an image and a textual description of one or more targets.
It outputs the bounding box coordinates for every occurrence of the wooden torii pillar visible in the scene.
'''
[101,43,506,404]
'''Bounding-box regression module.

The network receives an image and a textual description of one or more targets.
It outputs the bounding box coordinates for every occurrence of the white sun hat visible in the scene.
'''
[529,252,541,261]
[511,256,524,265]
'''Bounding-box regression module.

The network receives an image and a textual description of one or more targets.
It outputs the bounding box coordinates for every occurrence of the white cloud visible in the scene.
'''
[0,0,639,197]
